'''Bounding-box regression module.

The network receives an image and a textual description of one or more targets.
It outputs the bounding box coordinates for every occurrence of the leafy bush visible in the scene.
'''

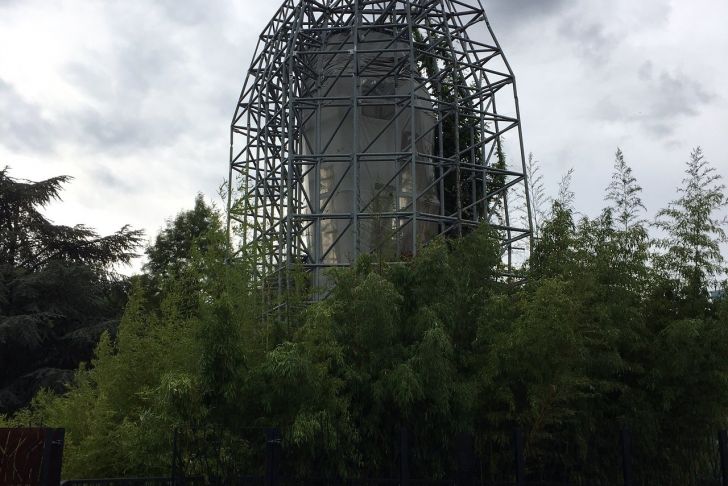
[3,148,727,485]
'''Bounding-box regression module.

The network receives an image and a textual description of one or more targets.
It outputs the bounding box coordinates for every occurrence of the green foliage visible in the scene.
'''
[527,153,547,237]
[606,148,646,231]
[0,168,142,271]
[655,147,727,304]
[530,200,576,279]
[1,197,255,478]
[4,148,727,486]
[0,168,142,413]
[145,194,221,282]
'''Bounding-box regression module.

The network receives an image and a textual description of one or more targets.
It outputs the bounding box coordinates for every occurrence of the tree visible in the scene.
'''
[555,168,575,210]
[138,194,226,321]
[2,198,256,478]
[5,148,728,485]
[605,148,645,231]
[527,153,547,238]
[654,147,727,302]
[0,169,140,270]
[601,149,650,294]
[144,193,220,282]
[529,204,574,280]
[0,167,142,413]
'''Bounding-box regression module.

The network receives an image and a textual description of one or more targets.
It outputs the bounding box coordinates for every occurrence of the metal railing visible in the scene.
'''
[59,427,728,486]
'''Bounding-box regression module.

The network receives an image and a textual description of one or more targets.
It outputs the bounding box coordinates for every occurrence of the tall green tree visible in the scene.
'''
[145,193,220,282]
[606,148,646,231]
[0,169,140,270]
[138,194,227,319]
[4,199,256,478]
[4,147,728,486]
[602,149,650,294]
[526,153,547,238]
[654,147,727,304]
[0,167,142,413]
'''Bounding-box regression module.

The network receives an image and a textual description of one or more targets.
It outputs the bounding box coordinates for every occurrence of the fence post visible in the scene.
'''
[400,426,410,486]
[40,428,64,486]
[265,428,282,486]
[620,426,633,486]
[719,430,728,486]
[513,427,525,486]
[455,432,475,486]
[170,428,178,486]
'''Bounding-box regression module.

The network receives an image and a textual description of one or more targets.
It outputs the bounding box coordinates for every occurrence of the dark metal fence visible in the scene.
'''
[61,476,260,486]
[61,427,728,486]
[61,478,178,486]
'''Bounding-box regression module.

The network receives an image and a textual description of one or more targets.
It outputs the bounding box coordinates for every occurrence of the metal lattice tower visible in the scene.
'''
[227,0,532,299]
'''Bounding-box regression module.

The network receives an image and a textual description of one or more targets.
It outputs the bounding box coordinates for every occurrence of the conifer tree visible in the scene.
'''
[654,147,727,296]
[605,148,646,231]
[0,167,142,413]
[526,153,547,238]
[555,168,575,210]
[144,194,220,282]
[602,149,650,293]
[5,149,728,485]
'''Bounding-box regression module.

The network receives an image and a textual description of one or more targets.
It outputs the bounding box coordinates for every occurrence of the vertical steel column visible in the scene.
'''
[438,0,462,236]
[313,71,322,290]
[480,5,534,251]
[284,6,303,303]
[405,0,418,256]
[352,0,361,260]
[393,21,403,259]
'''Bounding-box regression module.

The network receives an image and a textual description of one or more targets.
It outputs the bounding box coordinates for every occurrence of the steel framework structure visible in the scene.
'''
[227,0,532,299]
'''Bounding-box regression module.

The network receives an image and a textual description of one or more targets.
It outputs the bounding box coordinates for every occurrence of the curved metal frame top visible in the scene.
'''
[227,0,532,302]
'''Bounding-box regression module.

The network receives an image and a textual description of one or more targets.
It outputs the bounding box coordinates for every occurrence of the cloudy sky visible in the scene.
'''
[1,0,726,272]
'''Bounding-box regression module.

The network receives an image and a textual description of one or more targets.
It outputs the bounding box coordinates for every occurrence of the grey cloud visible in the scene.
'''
[595,69,715,138]
[0,79,54,153]
[64,48,189,151]
[156,0,218,26]
[629,2,672,30]
[643,121,672,138]
[57,11,206,152]
[53,65,188,153]
[72,108,185,153]
[63,10,186,98]
[2,0,250,158]
[648,70,714,118]
[559,20,620,65]
[113,38,186,95]
[484,0,571,23]
[56,1,239,154]
[638,60,653,81]
[90,165,137,194]
[556,2,670,66]
[1,65,188,156]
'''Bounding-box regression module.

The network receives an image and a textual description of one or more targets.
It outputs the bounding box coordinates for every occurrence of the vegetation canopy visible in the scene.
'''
[0,167,142,413]
[1,147,727,486]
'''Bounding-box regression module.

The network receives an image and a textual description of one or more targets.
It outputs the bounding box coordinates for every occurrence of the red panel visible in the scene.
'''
[0,428,64,486]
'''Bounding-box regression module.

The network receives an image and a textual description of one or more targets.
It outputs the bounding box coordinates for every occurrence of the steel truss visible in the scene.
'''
[227,0,533,301]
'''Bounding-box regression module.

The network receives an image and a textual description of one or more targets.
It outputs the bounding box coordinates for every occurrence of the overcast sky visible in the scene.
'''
[1,0,726,272]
